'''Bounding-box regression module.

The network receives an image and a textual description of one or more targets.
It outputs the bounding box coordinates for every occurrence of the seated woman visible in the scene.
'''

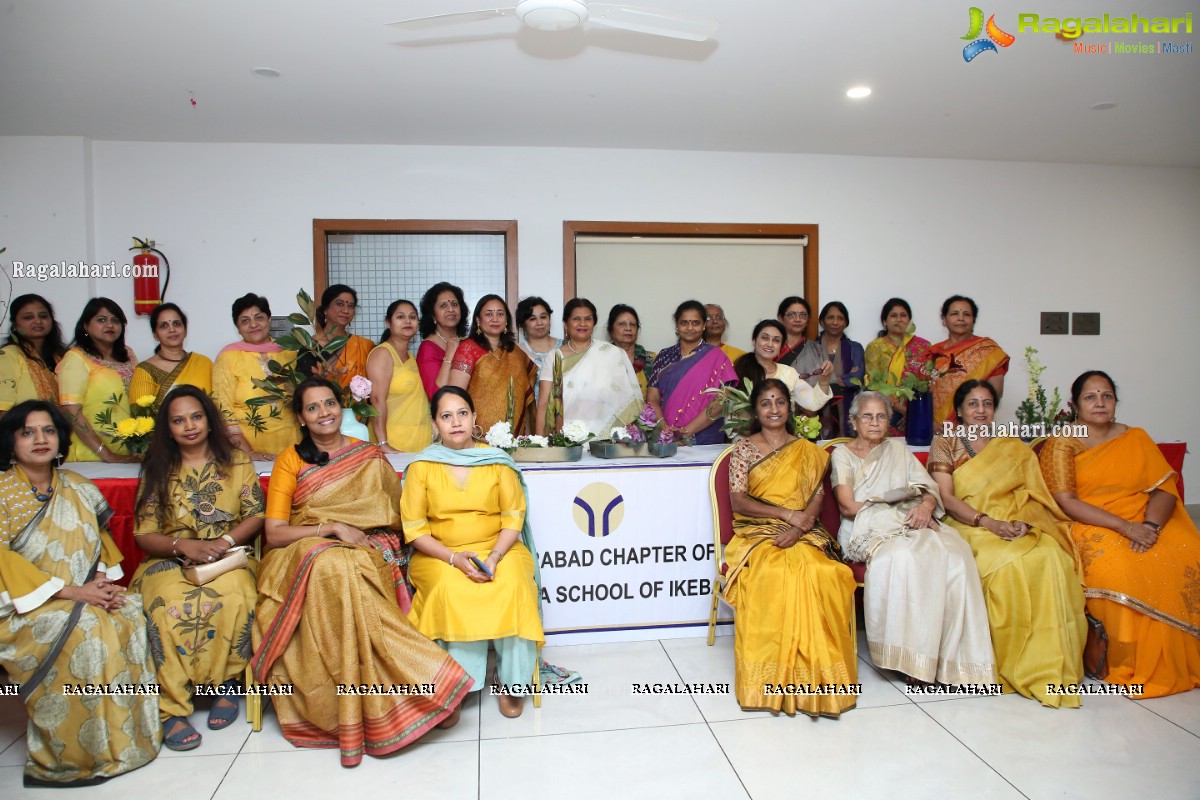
[367,299,432,454]
[129,303,214,405]
[831,391,995,685]
[0,400,159,786]
[535,298,642,437]
[56,298,140,463]
[213,293,297,460]
[928,295,1009,430]
[132,386,265,750]
[297,284,375,389]
[1041,370,1200,697]
[0,294,67,417]
[416,282,467,399]
[646,300,737,445]
[448,295,537,434]
[402,386,544,718]
[929,380,1086,706]
[253,377,470,766]
[734,320,832,416]
[864,298,932,437]
[608,304,655,400]
[724,379,858,717]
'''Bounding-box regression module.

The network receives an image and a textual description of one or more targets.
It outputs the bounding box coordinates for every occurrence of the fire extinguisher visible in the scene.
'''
[129,237,171,316]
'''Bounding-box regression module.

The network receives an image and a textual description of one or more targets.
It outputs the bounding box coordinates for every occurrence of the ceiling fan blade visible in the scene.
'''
[387,9,515,31]
[586,4,719,41]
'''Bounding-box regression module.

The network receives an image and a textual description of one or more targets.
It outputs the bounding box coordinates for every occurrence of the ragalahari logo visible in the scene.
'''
[962,7,1016,61]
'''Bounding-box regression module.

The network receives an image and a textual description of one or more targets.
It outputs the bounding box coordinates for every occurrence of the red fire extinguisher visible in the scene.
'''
[129,237,171,316]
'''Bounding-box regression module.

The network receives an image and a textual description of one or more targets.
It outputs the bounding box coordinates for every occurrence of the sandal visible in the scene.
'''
[162,716,202,751]
[207,679,241,730]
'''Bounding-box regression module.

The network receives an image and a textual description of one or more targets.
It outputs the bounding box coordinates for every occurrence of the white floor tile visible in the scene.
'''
[1137,689,1200,738]
[479,723,747,800]
[0,753,234,800]
[711,703,1023,800]
[157,695,252,759]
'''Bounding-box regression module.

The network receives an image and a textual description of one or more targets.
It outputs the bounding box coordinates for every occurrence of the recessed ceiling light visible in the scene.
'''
[846,86,872,99]
[251,67,281,78]
[1090,101,1117,111]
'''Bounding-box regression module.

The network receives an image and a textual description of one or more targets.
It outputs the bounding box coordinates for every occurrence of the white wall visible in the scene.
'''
[3,136,1198,489]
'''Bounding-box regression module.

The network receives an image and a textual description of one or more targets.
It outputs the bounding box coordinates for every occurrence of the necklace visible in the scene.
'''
[29,480,53,502]
[566,339,590,354]
[760,433,792,454]
[158,350,187,363]
[434,331,456,347]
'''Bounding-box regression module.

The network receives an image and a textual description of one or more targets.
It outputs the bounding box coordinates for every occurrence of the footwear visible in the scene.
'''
[437,706,462,729]
[207,679,241,730]
[497,694,524,718]
[162,716,202,751]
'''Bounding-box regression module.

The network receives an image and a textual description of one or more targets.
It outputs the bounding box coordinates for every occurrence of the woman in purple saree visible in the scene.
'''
[647,301,737,445]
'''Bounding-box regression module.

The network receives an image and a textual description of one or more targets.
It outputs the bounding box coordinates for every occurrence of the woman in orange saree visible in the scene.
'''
[1041,370,1200,698]
[928,295,1008,430]
[723,379,858,717]
[449,295,536,434]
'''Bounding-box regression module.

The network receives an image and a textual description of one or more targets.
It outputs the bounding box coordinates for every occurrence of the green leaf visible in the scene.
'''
[274,335,301,351]
[287,313,311,325]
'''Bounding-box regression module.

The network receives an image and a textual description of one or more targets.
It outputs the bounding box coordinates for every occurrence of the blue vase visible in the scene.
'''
[905,391,934,447]
[340,408,371,441]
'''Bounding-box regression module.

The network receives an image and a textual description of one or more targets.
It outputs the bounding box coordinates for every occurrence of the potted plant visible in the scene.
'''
[590,403,679,458]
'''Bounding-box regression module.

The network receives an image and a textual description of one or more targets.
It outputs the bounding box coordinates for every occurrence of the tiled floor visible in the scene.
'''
[3,634,1199,800]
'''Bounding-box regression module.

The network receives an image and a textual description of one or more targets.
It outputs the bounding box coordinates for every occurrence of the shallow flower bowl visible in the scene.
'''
[647,442,678,458]
[511,445,583,463]
[589,440,649,458]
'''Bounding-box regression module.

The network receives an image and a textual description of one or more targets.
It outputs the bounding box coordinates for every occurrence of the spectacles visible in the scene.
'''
[706,315,725,322]
[784,311,809,320]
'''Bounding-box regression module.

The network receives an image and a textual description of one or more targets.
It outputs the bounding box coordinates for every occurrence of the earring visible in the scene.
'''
[472,424,484,439]
[432,430,442,443]
[8,457,16,468]
[504,325,509,334]
[54,454,64,467]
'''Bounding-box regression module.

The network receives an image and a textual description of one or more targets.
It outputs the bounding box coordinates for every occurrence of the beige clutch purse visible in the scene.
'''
[181,546,250,586]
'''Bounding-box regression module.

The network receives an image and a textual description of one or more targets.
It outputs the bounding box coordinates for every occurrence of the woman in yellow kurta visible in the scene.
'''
[1041,370,1200,698]
[723,379,858,717]
[297,284,375,390]
[448,294,537,435]
[368,299,432,453]
[213,293,297,460]
[402,386,544,718]
[254,377,470,766]
[56,298,140,463]
[0,294,67,415]
[929,380,1086,707]
[128,303,214,406]
[0,400,159,786]
[132,386,264,750]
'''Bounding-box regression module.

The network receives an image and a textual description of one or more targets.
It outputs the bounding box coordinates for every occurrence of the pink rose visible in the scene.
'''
[349,375,372,402]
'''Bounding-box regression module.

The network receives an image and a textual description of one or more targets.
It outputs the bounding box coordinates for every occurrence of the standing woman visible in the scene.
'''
[864,298,932,436]
[646,300,737,444]
[816,301,865,436]
[213,293,297,461]
[775,296,825,381]
[0,400,159,785]
[928,295,1009,430]
[515,296,557,398]
[298,284,375,388]
[367,300,431,454]
[733,320,832,415]
[56,298,140,463]
[448,295,537,434]
[0,294,67,415]
[132,386,265,750]
[416,282,467,399]
[129,303,214,406]
[607,304,655,399]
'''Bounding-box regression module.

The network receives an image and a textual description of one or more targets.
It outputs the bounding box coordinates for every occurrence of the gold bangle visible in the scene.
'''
[316,522,324,537]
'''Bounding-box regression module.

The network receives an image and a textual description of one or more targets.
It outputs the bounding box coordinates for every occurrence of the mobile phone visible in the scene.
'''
[469,556,493,578]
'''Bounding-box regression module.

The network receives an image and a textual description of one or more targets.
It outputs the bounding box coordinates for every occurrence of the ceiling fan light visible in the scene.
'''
[517,0,587,31]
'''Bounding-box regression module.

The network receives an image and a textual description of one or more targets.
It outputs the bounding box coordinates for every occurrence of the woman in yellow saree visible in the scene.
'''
[0,294,66,416]
[1041,370,1200,698]
[448,295,537,435]
[0,401,159,786]
[253,378,471,766]
[928,295,1009,430]
[723,379,858,717]
[929,380,1086,707]
[128,303,214,405]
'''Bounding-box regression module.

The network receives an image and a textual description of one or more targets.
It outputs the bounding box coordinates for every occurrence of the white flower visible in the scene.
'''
[522,434,549,448]
[561,419,593,444]
[348,375,372,402]
[610,426,631,442]
[485,421,515,449]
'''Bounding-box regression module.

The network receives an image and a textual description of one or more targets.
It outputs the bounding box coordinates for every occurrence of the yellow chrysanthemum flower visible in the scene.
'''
[134,417,155,436]
[116,418,139,437]
[135,395,156,408]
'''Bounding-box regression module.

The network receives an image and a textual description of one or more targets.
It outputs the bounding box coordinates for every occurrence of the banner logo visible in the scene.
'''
[963,7,1016,61]
[572,482,625,538]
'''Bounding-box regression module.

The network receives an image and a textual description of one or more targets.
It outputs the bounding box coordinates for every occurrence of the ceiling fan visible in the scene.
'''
[388,0,719,42]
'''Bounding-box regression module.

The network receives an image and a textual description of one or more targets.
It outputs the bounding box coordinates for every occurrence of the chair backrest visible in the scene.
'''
[820,438,853,537]
[708,445,737,567]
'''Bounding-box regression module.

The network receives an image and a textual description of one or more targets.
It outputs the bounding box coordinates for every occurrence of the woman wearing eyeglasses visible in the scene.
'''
[646,300,736,444]
[775,296,833,388]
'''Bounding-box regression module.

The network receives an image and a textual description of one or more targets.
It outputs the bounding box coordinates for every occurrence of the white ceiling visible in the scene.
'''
[2,0,1197,166]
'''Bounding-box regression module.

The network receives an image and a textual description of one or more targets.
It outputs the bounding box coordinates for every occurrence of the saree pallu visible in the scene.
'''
[722,440,857,717]
[937,437,1086,707]
[0,343,59,412]
[649,344,736,445]
[776,337,824,379]
[0,469,159,784]
[129,352,214,406]
[254,442,471,766]
[539,342,643,436]
[928,336,1009,429]
[1041,428,1200,697]
[864,335,932,435]
[453,340,537,434]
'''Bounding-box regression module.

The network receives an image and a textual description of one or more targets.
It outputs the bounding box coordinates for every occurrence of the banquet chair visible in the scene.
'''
[822,438,864,652]
[706,445,737,646]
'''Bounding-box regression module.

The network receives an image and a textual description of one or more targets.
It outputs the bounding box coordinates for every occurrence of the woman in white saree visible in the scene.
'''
[831,391,995,686]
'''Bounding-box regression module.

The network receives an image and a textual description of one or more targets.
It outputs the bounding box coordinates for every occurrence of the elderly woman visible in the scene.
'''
[254,377,469,766]
[535,298,642,437]
[0,400,159,785]
[734,320,832,416]
[132,386,265,749]
[724,379,858,717]
[297,284,375,389]
[816,301,865,436]
[213,293,297,461]
[416,282,468,399]
[607,303,655,399]
[831,391,995,685]
[1040,371,1200,697]
[402,386,544,718]
[704,303,746,365]
[864,298,932,436]
[516,296,557,395]
[56,298,140,463]
[367,299,432,454]
[0,294,67,416]
[929,380,1086,706]
[928,295,1009,430]
[646,300,737,445]
[129,303,214,405]
[448,295,537,434]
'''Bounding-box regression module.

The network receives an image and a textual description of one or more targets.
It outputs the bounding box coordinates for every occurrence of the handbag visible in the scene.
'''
[182,546,250,586]
[1083,611,1109,680]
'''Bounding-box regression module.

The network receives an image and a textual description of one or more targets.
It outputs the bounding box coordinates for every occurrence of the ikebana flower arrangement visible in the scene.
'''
[608,403,676,445]
[485,419,593,450]
[1015,346,1068,431]
[98,393,156,455]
